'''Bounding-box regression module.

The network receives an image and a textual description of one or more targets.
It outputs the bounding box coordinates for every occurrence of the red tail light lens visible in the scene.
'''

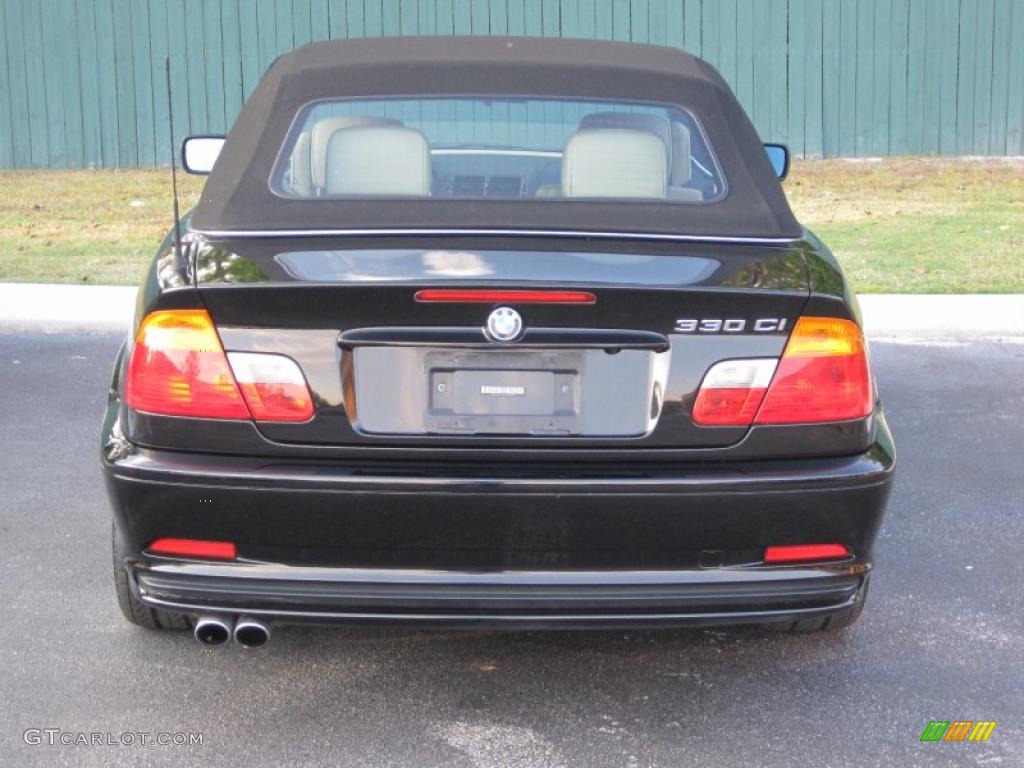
[148,538,237,560]
[754,317,873,424]
[125,310,314,422]
[227,352,315,422]
[692,359,777,426]
[763,543,851,564]
[125,309,249,419]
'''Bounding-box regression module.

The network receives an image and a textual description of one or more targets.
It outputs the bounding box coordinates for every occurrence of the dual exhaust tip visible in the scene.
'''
[194,615,270,649]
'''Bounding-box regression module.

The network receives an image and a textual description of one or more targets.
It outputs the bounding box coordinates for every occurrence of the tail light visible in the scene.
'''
[125,309,313,422]
[227,352,314,422]
[754,317,872,424]
[692,359,777,426]
[692,317,872,427]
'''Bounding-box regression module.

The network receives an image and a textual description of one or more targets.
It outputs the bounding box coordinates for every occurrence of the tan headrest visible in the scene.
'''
[578,112,672,160]
[325,125,431,196]
[310,115,401,189]
[561,129,667,199]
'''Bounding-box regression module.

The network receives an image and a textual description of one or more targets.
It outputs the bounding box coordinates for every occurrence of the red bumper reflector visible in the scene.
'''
[148,538,237,560]
[414,289,596,304]
[763,543,851,564]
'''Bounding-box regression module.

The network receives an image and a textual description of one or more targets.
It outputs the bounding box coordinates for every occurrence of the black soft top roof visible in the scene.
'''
[192,37,800,240]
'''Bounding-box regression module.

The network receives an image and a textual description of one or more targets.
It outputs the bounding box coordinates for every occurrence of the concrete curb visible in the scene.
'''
[0,283,1022,338]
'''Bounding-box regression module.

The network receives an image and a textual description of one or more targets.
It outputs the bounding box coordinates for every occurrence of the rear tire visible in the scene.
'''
[112,522,191,631]
[767,575,870,633]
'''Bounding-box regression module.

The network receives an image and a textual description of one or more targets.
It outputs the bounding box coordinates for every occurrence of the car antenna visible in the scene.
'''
[164,55,183,263]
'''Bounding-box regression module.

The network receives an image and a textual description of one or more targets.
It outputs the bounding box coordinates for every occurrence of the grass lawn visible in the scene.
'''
[0,157,1021,292]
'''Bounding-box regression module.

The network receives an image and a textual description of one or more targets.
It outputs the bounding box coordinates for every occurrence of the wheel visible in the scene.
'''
[767,575,870,633]
[112,521,191,631]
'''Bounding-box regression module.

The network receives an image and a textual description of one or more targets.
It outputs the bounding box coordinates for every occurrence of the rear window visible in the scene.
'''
[271,97,725,203]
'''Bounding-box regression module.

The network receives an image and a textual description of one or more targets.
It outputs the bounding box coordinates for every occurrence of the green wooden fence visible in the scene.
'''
[1,0,1022,168]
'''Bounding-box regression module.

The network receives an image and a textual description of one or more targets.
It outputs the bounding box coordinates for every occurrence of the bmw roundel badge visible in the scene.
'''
[485,307,524,342]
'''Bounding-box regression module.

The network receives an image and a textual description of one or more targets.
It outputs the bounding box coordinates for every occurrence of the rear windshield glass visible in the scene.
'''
[271,97,725,203]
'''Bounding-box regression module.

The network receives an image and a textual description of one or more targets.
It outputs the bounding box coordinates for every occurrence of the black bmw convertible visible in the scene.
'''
[102,37,894,648]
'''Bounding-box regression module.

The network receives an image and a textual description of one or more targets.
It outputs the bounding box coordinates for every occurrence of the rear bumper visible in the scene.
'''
[104,425,893,628]
[133,563,868,629]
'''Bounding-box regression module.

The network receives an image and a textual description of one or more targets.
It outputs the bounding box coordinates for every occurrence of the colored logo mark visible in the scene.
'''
[920,721,997,742]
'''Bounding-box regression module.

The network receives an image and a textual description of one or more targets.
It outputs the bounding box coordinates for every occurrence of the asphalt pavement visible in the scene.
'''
[0,331,1021,768]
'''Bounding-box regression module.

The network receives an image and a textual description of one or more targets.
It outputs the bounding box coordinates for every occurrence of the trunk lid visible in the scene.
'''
[194,235,809,450]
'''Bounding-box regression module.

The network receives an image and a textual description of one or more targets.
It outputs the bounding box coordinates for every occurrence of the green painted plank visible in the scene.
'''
[716,0,736,91]
[630,0,647,42]
[202,0,226,134]
[435,0,454,35]
[0,0,14,169]
[906,0,927,153]
[748,0,771,139]
[5,0,34,168]
[870,0,891,156]
[665,0,683,49]
[887,0,908,155]
[21,0,50,167]
[128,0,154,167]
[238,2,261,97]
[699,0,717,65]
[541,0,559,36]
[167,0,191,153]
[112,0,138,165]
[256,0,277,66]
[58,0,84,166]
[183,0,207,136]
[787,0,806,156]
[401,0,421,33]
[364,0,384,37]
[647,0,665,46]
[382,0,400,35]
[1007,0,1024,153]
[39,0,72,167]
[987,0,1010,154]
[682,0,700,54]
[821,0,841,156]
[971,0,995,154]
[418,0,437,34]
[221,0,245,130]
[472,0,490,32]
[954,0,976,154]
[937,0,959,154]
[453,0,472,33]
[593,0,611,39]
[611,0,629,40]
[560,0,579,39]
[294,0,313,45]
[920,0,943,153]
[767,0,787,144]
[77,0,103,167]
[147,0,171,165]
[488,0,509,34]
[310,0,329,39]
[735,0,754,122]
[94,0,120,165]
[804,0,824,157]
[837,0,857,156]
[275,0,296,51]
[854,0,874,156]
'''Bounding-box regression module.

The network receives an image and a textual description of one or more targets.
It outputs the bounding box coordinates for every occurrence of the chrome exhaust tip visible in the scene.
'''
[233,617,270,649]
[194,615,233,646]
